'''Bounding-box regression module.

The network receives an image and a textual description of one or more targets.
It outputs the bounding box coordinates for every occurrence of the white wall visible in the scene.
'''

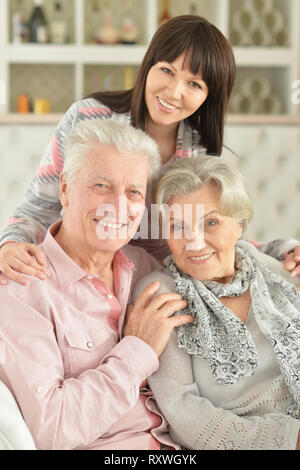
[0,123,299,244]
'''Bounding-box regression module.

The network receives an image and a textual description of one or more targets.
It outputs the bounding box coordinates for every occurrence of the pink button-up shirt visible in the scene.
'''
[0,222,179,450]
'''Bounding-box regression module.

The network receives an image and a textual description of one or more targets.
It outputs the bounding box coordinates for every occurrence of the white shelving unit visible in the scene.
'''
[0,0,299,118]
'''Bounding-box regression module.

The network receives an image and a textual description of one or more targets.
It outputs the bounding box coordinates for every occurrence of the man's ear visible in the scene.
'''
[59,173,69,207]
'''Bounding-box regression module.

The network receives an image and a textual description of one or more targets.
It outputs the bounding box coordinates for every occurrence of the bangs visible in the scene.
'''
[152,25,214,86]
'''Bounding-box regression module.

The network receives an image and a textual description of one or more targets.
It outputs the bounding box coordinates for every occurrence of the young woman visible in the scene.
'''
[0,15,299,285]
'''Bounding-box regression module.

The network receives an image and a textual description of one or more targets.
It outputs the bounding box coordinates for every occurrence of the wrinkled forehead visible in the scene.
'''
[78,145,149,185]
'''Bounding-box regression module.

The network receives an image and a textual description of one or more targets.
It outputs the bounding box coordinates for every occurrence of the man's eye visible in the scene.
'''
[96,184,107,189]
[130,190,144,199]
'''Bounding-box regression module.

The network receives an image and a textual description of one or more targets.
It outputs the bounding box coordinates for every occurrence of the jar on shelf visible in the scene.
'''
[120,0,139,45]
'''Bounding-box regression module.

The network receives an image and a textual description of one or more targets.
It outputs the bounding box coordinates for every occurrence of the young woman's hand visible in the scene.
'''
[124,281,194,358]
[284,245,300,290]
[0,242,50,285]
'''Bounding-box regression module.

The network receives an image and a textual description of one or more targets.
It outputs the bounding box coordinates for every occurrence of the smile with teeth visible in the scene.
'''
[94,219,127,229]
[189,253,214,261]
[157,97,178,111]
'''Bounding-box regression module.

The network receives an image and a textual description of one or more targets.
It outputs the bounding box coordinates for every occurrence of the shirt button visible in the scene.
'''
[36,386,42,394]
[87,342,93,349]
[107,294,113,299]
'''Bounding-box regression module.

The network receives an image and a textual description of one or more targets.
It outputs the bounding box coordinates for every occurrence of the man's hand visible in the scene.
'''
[0,242,50,285]
[284,245,300,291]
[124,281,194,358]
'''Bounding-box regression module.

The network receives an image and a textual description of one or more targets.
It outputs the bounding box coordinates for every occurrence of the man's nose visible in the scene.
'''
[112,193,128,221]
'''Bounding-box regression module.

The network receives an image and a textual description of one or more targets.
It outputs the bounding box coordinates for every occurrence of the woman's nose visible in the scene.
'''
[185,228,206,251]
[168,79,183,100]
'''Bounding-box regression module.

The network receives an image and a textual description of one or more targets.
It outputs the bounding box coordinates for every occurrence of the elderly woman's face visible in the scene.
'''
[165,183,243,283]
[60,143,149,254]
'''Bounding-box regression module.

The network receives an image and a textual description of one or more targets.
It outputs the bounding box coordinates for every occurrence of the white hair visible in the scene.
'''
[154,156,254,232]
[63,119,161,185]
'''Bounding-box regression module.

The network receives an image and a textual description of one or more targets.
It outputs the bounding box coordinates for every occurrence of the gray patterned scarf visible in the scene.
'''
[163,245,300,418]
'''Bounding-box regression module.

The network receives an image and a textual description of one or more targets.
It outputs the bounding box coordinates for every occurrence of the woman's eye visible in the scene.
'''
[96,184,107,189]
[190,81,201,90]
[206,219,218,227]
[172,224,183,231]
[161,67,172,75]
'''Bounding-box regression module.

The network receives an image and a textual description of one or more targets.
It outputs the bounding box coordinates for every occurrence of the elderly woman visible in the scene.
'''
[132,157,300,450]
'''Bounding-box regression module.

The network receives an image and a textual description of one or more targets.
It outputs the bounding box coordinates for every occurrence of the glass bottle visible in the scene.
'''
[50,2,68,44]
[12,12,28,43]
[159,0,171,26]
[29,0,48,44]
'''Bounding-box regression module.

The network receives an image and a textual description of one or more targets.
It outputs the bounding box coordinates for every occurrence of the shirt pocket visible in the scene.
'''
[65,327,118,377]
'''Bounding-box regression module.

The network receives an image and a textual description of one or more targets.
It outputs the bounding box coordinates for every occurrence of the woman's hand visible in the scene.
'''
[0,242,50,285]
[284,245,300,290]
[124,281,194,358]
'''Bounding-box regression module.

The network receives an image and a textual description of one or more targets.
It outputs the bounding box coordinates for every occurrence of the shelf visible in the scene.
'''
[226,114,300,125]
[0,113,64,124]
[2,44,294,67]
[0,0,299,116]
[2,44,148,65]
[233,47,294,66]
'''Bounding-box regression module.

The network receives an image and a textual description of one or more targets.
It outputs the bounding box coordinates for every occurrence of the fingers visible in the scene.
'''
[149,292,186,312]
[291,266,300,278]
[284,252,296,271]
[158,299,188,318]
[169,314,195,328]
[0,242,50,285]
[284,251,300,278]
[0,272,8,285]
[0,264,29,286]
[15,251,50,278]
[134,282,161,309]
[27,244,47,267]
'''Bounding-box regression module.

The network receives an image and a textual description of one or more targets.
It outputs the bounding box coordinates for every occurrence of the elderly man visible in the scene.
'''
[0,120,193,450]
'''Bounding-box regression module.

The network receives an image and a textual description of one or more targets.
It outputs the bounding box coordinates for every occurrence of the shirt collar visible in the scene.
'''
[42,221,135,290]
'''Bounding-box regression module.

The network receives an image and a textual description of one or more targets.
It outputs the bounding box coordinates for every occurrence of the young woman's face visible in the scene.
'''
[145,53,209,129]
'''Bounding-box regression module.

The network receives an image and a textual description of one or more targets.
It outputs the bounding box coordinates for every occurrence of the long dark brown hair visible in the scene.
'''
[87,15,236,156]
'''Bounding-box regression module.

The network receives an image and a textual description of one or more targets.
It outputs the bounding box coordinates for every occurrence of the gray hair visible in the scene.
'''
[154,156,254,232]
[63,119,161,185]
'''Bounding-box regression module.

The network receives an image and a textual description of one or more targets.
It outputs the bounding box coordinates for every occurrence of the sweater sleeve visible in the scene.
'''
[0,99,113,247]
[249,238,299,261]
[149,331,300,450]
